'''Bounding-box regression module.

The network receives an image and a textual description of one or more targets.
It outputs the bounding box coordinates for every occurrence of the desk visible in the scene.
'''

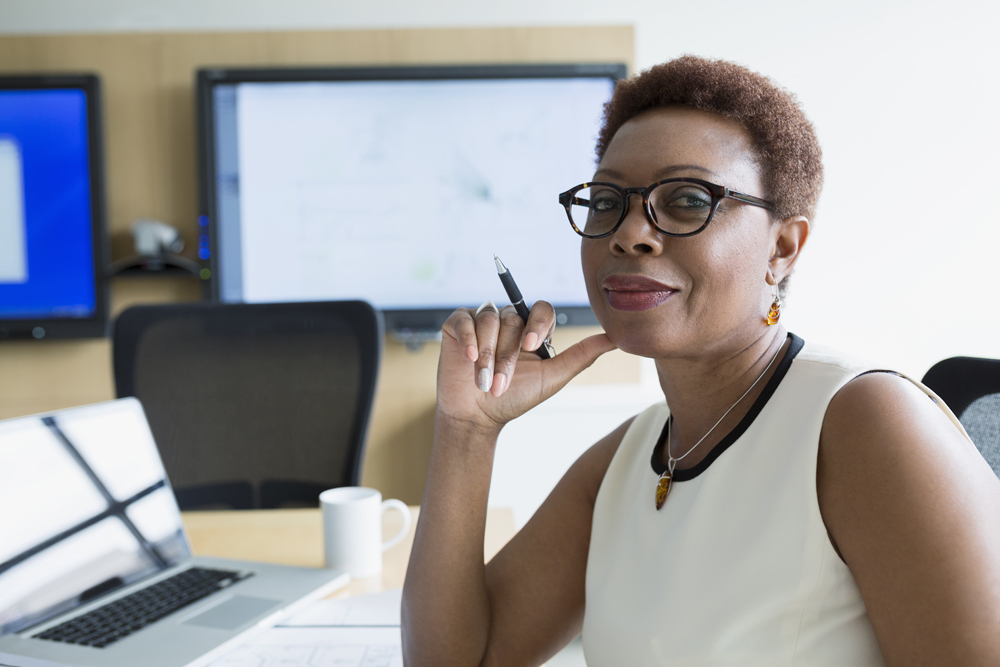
[181,507,516,598]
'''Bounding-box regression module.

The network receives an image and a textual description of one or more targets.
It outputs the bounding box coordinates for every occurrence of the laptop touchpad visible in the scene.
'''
[183,596,282,630]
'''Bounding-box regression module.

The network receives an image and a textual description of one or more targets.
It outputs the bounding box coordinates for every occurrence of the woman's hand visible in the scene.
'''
[437,300,617,433]
[405,301,616,666]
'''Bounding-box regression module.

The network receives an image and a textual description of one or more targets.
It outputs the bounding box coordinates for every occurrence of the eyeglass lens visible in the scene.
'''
[569,182,715,237]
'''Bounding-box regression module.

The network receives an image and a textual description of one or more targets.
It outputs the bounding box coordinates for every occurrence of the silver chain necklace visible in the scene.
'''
[655,341,785,510]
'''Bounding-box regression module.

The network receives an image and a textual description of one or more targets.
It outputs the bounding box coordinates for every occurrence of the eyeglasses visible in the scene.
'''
[558,178,775,239]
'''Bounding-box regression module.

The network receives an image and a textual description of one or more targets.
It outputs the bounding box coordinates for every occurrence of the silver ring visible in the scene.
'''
[474,300,500,319]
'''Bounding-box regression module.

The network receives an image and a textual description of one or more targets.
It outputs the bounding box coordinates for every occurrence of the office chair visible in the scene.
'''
[113,301,383,509]
[922,356,1000,478]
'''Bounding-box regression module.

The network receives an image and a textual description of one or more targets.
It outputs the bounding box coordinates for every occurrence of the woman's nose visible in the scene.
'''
[609,194,664,256]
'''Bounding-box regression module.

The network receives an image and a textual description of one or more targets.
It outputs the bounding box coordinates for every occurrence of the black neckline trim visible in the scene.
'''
[650,333,805,481]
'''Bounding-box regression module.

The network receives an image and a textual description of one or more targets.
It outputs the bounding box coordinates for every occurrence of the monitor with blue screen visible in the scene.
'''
[0,75,108,339]
[197,64,626,333]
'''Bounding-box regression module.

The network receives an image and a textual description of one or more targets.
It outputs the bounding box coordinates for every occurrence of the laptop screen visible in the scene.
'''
[0,398,190,636]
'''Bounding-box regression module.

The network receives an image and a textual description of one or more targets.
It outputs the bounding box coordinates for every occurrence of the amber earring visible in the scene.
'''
[765,283,781,326]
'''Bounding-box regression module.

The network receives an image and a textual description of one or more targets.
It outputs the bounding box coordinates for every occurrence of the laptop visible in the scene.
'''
[0,398,349,667]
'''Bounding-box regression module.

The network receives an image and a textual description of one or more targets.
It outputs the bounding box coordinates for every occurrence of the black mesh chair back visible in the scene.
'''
[113,301,382,509]
[922,356,1000,478]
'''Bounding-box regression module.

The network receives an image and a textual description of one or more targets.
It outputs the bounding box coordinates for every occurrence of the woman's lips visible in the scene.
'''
[602,275,678,312]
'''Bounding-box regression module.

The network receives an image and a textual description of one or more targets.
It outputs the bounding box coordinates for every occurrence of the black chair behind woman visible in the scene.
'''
[922,356,1000,478]
[113,301,382,509]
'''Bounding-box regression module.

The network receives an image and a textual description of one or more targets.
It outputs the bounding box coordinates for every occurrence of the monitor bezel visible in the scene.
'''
[196,63,628,332]
[0,74,110,340]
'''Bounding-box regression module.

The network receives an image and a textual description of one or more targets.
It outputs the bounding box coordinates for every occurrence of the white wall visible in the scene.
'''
[4,0,999,377]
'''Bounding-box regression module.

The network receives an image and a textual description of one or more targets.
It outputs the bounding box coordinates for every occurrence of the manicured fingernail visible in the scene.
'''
[524,332,538,351]
[478,368,493,392]
[493,373,506,395]
[465,345,478,361]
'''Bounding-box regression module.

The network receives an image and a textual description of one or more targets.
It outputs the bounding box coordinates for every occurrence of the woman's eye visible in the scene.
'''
[666,194,710,209]
[592,195,621,212]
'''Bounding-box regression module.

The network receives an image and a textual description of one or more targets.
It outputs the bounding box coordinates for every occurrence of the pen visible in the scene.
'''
[493,254,554,359]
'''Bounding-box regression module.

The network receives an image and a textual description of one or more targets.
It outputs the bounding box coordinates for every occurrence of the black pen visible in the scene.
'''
[493,254,554,359]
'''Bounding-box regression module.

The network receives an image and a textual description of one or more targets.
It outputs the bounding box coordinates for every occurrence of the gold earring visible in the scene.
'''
[766,283,781,326]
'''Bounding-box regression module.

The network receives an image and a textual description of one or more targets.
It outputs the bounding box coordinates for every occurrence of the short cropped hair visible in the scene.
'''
[597,55,824,225]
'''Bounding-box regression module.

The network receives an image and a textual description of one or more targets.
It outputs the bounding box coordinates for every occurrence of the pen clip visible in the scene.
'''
[541,337,556,358]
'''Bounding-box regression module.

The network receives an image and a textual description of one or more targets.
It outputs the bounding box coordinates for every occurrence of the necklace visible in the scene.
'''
[654,341,785,510]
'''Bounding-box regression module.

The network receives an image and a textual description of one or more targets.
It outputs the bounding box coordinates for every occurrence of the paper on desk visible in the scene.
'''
[207,627,401,667]
[280,588,401,627]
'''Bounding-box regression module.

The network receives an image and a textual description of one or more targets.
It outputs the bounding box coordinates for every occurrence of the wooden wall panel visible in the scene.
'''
[0,26,634,503]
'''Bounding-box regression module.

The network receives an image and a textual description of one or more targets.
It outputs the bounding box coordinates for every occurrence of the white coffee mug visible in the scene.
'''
[319,487,412,578]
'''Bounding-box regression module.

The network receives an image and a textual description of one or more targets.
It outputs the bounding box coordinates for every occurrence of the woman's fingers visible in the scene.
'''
[522,301,556,352]
[444,299,593,400]
[442,308,479,362]
[491,306,526,397]
[474,301,501,392]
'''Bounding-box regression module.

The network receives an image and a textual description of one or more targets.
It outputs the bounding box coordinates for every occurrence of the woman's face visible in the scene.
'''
[581,106,777,360]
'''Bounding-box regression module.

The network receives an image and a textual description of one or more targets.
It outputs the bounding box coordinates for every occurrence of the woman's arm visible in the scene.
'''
[819,373,1000,666]
[478,420,628,666]
[401,302,618,666]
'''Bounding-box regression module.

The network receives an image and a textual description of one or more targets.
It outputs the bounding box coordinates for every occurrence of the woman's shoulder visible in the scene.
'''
[822,369,969,451]
[785,337,959,425]
[791,335,968,438]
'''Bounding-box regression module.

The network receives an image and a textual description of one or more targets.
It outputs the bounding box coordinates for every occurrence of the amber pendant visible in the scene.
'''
[655,471,673,510]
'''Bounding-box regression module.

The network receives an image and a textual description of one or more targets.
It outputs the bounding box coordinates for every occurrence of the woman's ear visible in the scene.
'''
[768,216,810,282]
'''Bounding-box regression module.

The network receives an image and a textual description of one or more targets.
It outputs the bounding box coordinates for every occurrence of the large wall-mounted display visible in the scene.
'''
[0,74,108,339]
[198,64,625,333]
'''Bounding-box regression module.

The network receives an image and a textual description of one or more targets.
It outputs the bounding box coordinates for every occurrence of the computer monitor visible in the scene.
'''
[0,74,109,339]
[197,64,626,333]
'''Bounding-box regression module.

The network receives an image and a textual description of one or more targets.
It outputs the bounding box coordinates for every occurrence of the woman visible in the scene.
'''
[401,56,1000,666]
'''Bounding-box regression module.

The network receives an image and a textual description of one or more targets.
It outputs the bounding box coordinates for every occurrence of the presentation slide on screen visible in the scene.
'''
[235,79,611,309]
[0,137,27,284]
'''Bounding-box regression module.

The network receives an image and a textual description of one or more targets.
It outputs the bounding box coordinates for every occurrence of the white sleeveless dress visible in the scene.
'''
[582,335,964,667]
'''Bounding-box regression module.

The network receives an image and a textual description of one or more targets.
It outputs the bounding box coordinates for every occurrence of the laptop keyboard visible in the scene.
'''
[35,567,252,649]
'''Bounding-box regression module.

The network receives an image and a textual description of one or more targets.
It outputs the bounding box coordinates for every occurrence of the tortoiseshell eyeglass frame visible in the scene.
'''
[558,177,776,239]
